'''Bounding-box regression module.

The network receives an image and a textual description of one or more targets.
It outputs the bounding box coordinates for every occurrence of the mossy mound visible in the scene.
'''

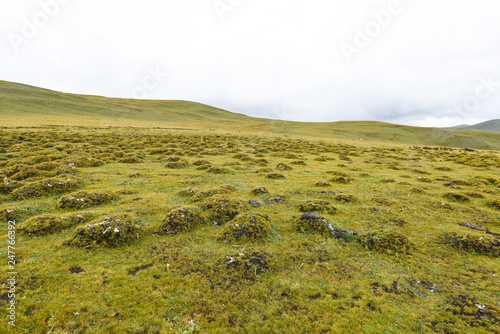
[69,157,105,167]
[190,186,234,203]
[166,160,188,169]
[314,181,330,187]
[56,191,117,209]
[441,233,499,257]
[266,173,286,180]
[294,212,331,237]
[297,201,338,214]
[329,176,353,184]
[206,166,229,174]
[0,208,17,222]
[158,207,203,234]
[219,213,272,242]
[177,187,197,197]
[290,160,306,165]
[193,159,210,166]
[10,175,83,199]
[18,214,71,235]
[251,187,269,195]
[199,195,248,224]
[334,194,359,203]
[119,153,144,163]
[276,163,292,171]
[65,213,140,248]
[10,166,48,181]
[447,295,499,327]
[358,230,411,255]
[444,192,470,202]
[165,156,182,162]
[224,249,269,280]
[486,199,500,210]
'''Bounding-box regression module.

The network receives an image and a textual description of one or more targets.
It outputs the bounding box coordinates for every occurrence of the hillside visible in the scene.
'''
[1,80,500,150]
[450,119,500,132]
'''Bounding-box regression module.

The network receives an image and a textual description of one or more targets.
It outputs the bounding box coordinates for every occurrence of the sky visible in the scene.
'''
[1,0,499,127]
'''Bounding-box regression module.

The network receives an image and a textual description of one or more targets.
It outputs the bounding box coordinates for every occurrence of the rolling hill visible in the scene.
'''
[1,80,499,150]
[443,119,500,132]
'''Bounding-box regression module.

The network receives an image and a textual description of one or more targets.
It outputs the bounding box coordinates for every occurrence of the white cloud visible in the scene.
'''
[1,0,499,127]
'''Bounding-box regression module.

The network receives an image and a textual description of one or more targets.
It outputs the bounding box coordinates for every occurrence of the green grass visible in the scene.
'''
[0,125,499,333]
[1,80,499,150]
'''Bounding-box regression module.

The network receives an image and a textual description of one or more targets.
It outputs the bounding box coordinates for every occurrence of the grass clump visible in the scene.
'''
[206,166,229,174]
[297,200,338,214]
[10,175,83,199]
[64,213,140,248]
[294,212,331,237]
[441,233,500,257]
[56,191,117,209]
[157,207,203,234]
[219,213,272,243]
[358,230,412,255]
[199,195,247,224]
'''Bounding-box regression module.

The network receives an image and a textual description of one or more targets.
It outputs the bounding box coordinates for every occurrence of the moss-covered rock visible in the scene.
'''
[10,166,48,181]
[297,201,338,214]
[294,212,331,237]
[158,207,203,234]
[441,233,499,257]
[314,181,330,187]
[219,213,272,242]
[10,175,83,199]
[199,195,247,224]
[56,191,117,209]
[65,213,140,248]
[358,230,411,255]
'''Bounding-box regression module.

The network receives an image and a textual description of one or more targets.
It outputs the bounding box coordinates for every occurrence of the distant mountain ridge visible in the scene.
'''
[443,119,500,132]
[1,80,499,150]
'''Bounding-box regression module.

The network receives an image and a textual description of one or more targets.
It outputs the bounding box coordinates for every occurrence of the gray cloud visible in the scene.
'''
[1,0,499,127]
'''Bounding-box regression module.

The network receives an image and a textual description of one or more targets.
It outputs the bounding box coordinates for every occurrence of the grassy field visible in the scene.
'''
[1,80,500,150]
[0,122,499,333]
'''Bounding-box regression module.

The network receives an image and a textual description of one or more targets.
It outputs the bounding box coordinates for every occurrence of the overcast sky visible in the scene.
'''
[1,0,499,127]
